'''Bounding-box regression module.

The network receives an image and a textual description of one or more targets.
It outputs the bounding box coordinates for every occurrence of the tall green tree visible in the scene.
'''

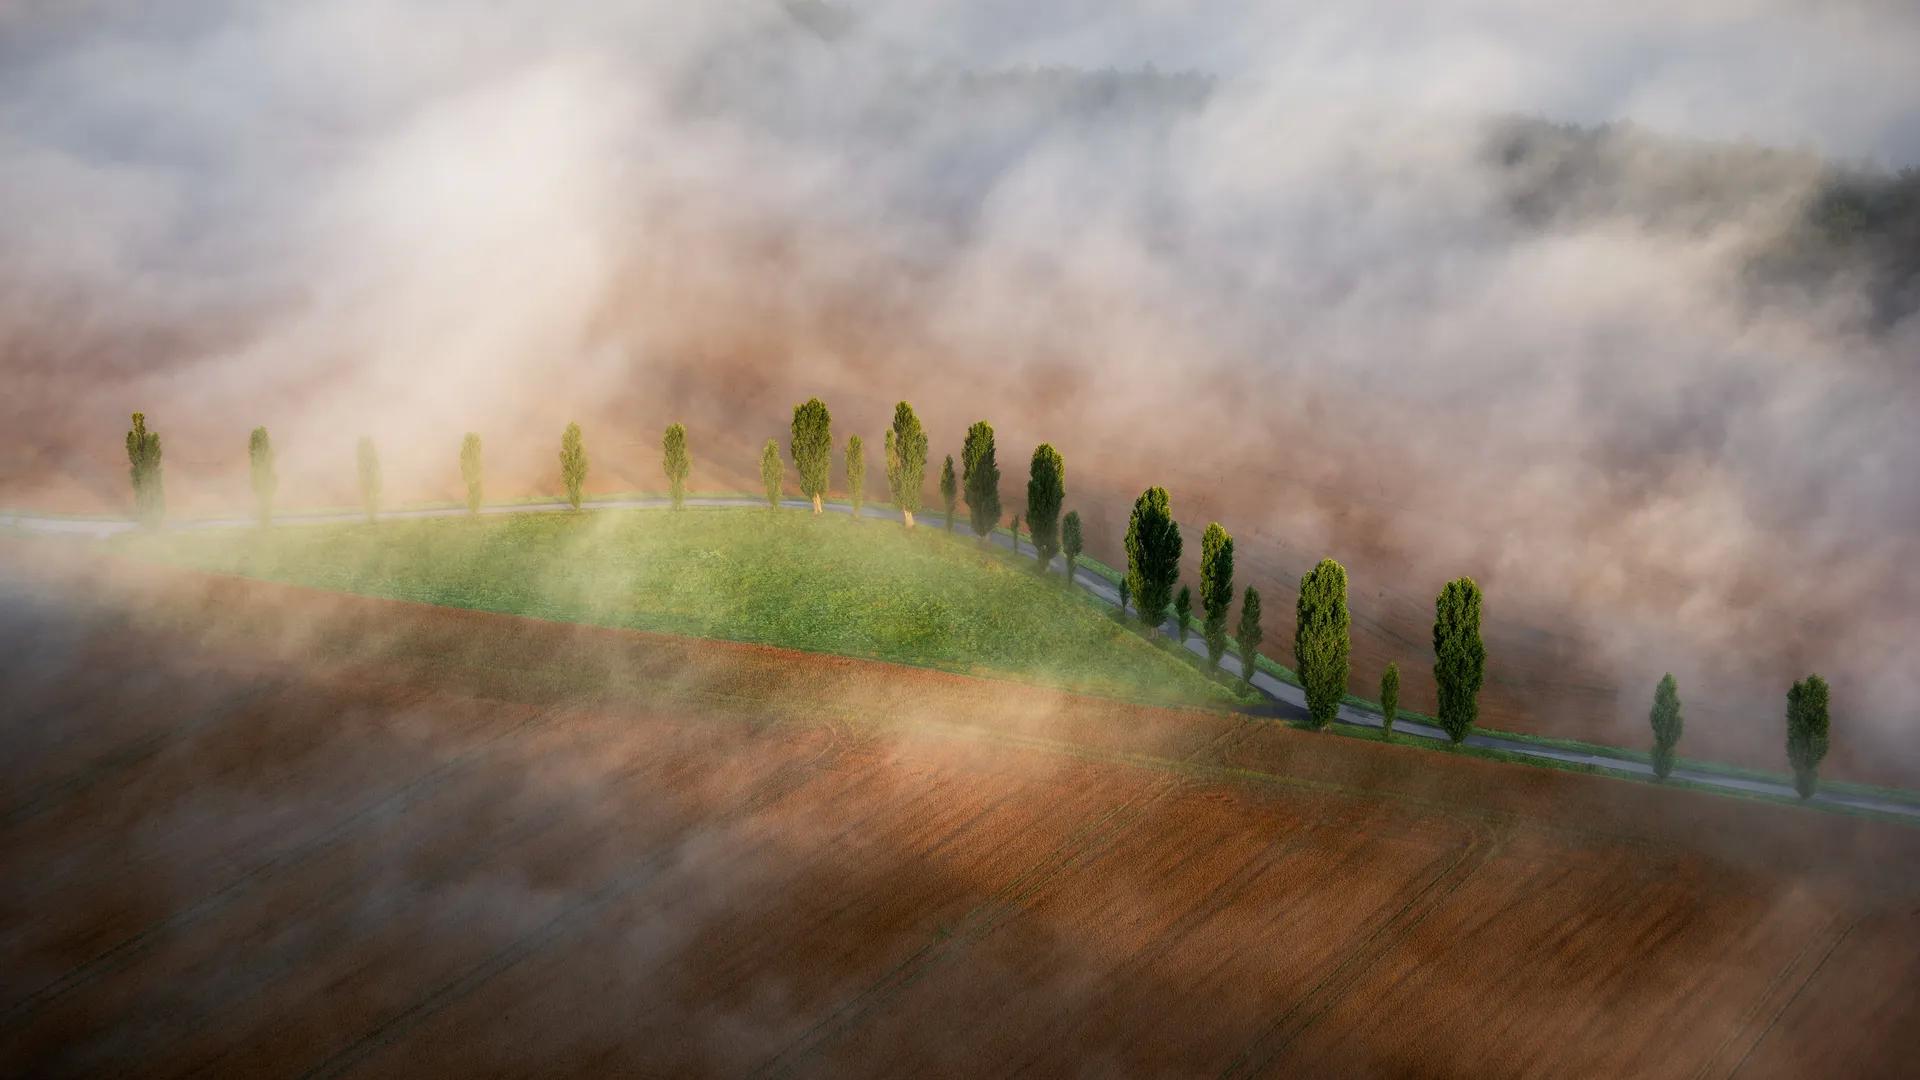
[1124,486,1181,629]
[760,439,783,509]
[845,435,865,518]
[662,423,691,509]
[247,426,276,526]
[1118,576,1131,615]
[357,437,381,523]
[939,455,958,531]
[1199,522,1234,669]
[1173,585,1193,643]
[790,398,833,514]
[1380,663,1400,739]
[961,421,1001,542]
[1649,673,1684,780]
[1295,558,1351,729]
[885,402,927,528]
[1432,577,1486,743]
[1236,586,1264,683]
[1027,444,1065,568]
[125,412,165,526]
[459,433,484,514]
[1786,674,1831,799]
[560,422,588,510]
[1062,510,1083,583]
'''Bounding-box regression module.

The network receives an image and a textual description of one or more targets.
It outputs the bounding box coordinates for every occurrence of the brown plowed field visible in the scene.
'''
[3,547,1917,1077]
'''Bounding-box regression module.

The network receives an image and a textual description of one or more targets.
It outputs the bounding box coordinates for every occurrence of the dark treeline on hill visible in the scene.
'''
[1487,116,1920,329]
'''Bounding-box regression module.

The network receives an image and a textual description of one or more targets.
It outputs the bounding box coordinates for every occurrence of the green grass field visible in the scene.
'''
[118,507,1250,706]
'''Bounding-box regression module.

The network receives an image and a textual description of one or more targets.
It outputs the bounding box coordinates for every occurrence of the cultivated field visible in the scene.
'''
[4,551,1917,1077]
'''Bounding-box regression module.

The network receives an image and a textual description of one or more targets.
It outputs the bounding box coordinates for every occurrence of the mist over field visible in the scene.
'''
[3,1,1919,775]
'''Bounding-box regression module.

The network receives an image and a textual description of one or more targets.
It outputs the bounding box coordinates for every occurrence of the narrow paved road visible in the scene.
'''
[7,496,1917,821]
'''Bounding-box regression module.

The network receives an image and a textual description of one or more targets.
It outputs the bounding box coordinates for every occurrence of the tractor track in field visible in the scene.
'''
[128,737,685,1077]
[1,680,292,832]
[1698,913,1861,1080]
[1219,819,1502,1079]
[0,706,559,1030]
[292,742,885,1080]
[750,717,1261,1079]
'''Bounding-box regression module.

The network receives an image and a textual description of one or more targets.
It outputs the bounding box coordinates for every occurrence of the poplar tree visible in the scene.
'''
[760,439,783,509]
[1380,663,1400,739]
[1786,674,1831,799]
[1173,585,1193,643]
[357,437,381,522]
[125,412,165,526]
[1200,522,1234,669]
[662,423,691,509]
[885,402,927,527]
[1062,510,1084,583]
[1026,444,1065,568]
[790,398,833,513]
[460,433,484,514]
[961,421,1001,541]
[845,435,865,518]
[1649,673,1683,780]
[940,455,958,531]
[1124,486,1181,629]
[1236,586,1264,683]
[247,426,276,526]
[1432,577,1486,743]
[1295,558,1351,729]
[560,422,587,510]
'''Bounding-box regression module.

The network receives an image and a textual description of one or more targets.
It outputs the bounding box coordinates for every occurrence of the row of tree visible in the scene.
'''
[121,409,1840,797]
[1114,488,1480,745]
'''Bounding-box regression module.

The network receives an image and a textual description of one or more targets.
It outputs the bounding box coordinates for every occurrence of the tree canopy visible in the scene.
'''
[1432,577,1486,743]
[961,421,1001,539]
[1026,444,1065,567]
[560,422,587,510]
[1649,673,1683,780]
[845,434,865,517]
[1199,522,1233,668]
[248,426,276,525]
[1124,486,1181,628]
[885,402,928,527]
[790,398,833,512]
[1786,674,1831,799]
[125,412,165,526]
[662,423,691,509]
[939,455,959,531]
[1294,558,1351,729]
[459,433,484,514]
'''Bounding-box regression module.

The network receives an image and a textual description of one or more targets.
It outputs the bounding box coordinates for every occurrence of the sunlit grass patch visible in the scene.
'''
[120,507,1249,707]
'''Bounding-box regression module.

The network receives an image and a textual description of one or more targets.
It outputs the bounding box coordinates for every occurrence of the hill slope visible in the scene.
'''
[114,507,1244,706]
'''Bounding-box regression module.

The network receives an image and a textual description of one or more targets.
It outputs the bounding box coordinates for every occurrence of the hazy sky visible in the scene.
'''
[850,0,1920,164]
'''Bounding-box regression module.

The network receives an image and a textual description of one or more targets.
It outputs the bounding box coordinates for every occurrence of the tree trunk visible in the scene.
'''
[902,509,915,528]
[812,493,823,514]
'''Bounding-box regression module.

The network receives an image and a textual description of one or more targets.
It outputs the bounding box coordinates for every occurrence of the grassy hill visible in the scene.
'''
[116,507,1248,706]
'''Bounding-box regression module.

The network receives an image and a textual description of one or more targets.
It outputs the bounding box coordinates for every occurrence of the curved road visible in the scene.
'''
[7,496,1917,821]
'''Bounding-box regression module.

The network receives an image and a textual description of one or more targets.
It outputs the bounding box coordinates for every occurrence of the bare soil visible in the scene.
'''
[3,549,1916,1077]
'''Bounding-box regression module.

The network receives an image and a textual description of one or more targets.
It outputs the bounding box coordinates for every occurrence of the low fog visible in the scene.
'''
[2,1,1918,775]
